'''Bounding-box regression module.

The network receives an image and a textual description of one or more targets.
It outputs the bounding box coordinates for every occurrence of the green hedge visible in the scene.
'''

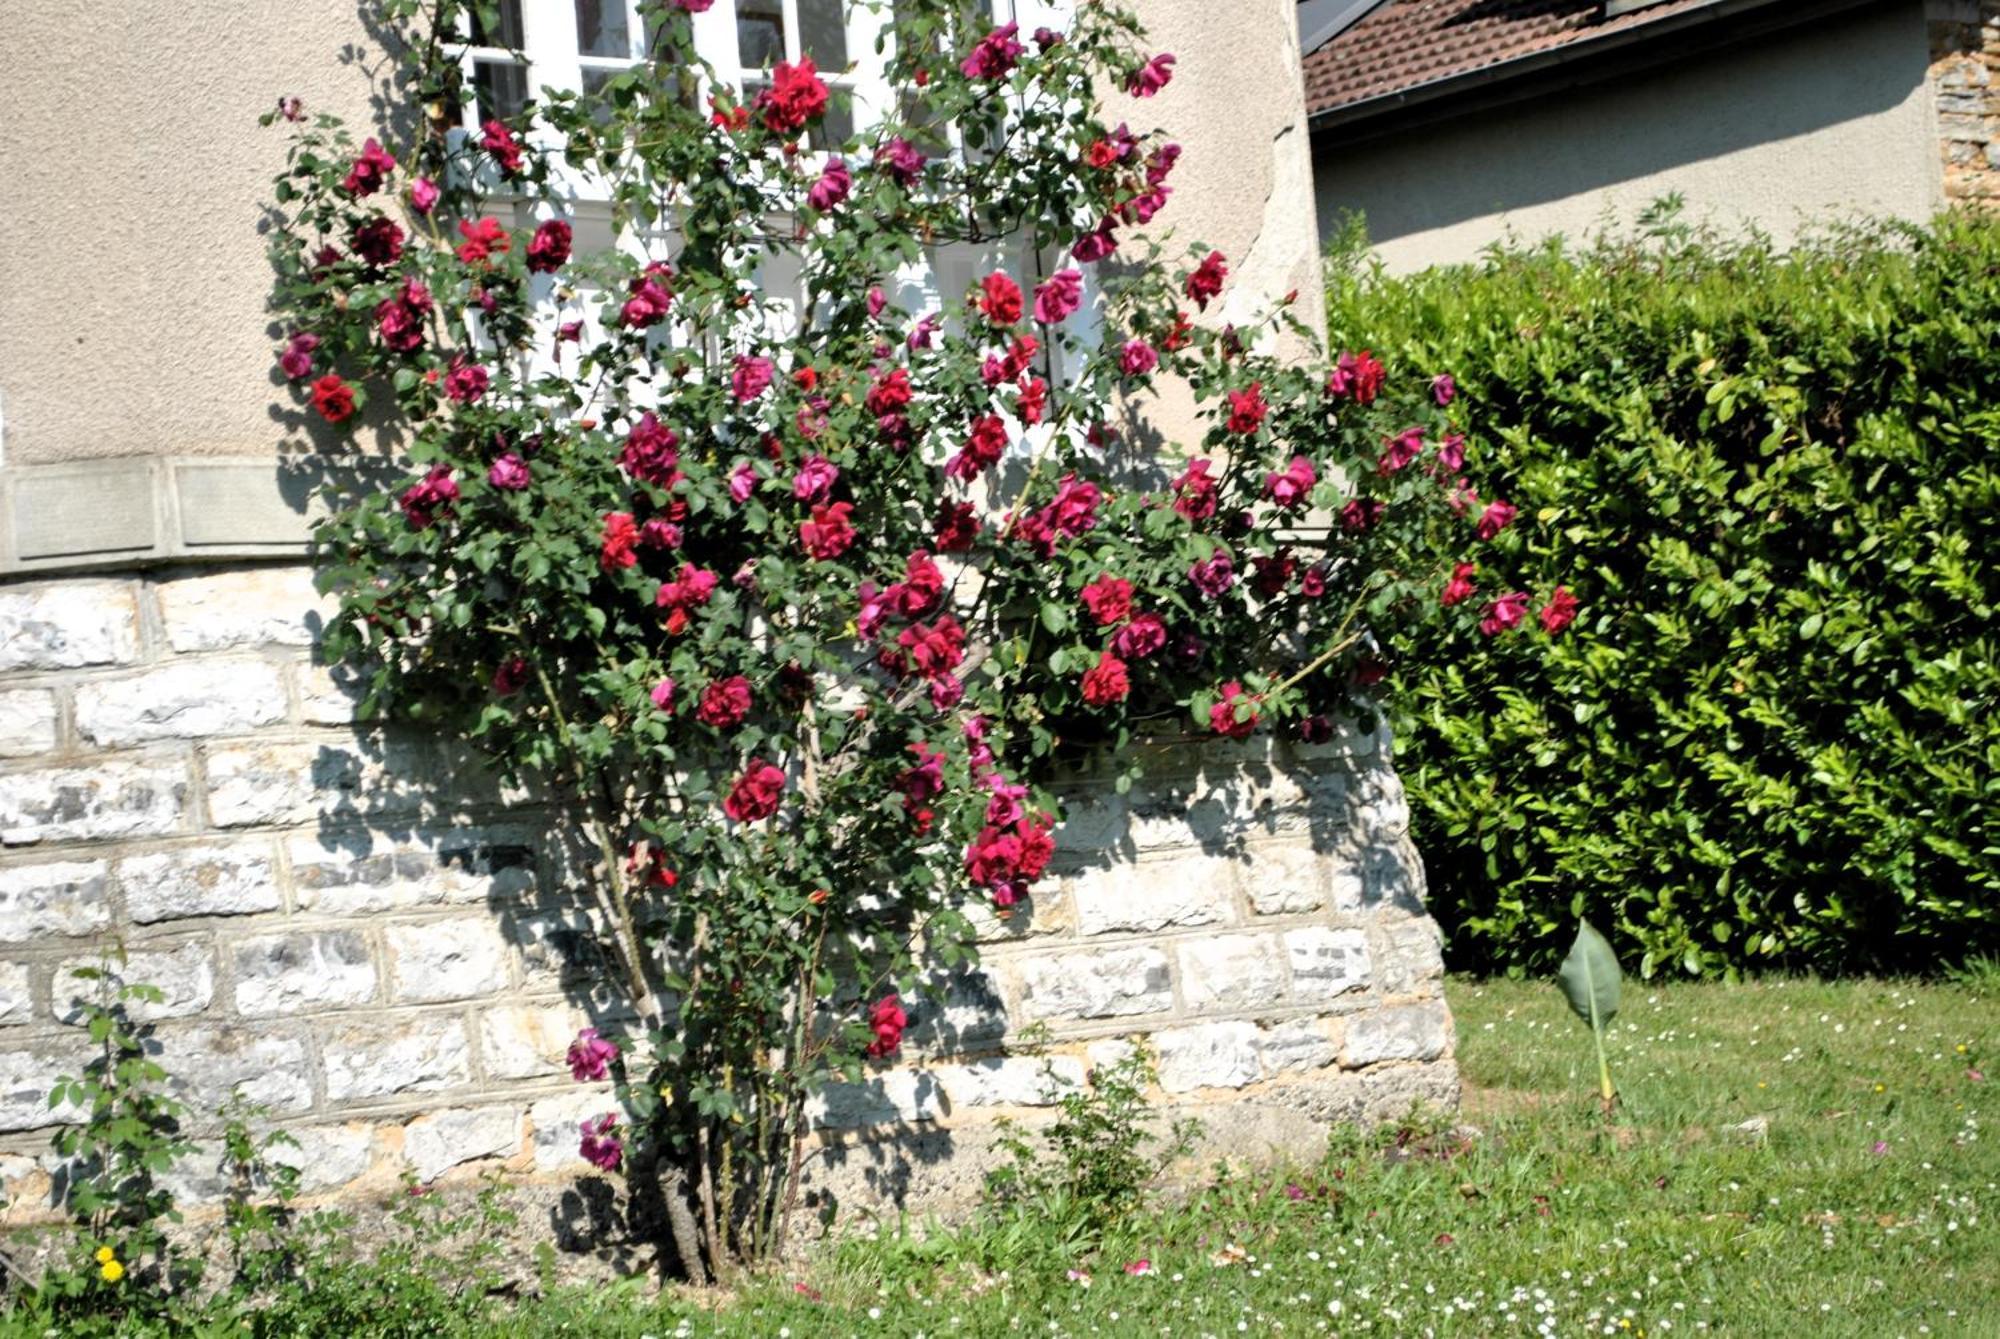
[1327,207,2000,977]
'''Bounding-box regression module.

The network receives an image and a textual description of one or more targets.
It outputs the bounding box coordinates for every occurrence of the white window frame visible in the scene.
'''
[449,2,1082,395]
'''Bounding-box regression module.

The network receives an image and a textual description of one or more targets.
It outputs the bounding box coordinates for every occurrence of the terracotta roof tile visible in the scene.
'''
[1303,0,1720,119]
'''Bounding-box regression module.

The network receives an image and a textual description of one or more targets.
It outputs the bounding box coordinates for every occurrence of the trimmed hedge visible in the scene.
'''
[1327,207,2000,977]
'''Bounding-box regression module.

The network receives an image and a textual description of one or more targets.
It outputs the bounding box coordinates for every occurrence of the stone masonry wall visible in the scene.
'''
[0,562,1453,1234]
[1931,0,2000,204]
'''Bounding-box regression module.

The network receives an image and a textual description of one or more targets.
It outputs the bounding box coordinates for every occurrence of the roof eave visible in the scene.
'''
[1305,0,1879,142]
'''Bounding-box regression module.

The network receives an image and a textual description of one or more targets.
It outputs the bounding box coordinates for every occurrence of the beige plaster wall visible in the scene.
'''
[0,2,1322,472]
[0,2,391,468]
[1313,1,1946,273]
[1123,0,1326,451]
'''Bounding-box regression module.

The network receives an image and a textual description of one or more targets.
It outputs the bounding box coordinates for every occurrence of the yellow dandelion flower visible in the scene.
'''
[1958,1044,1969,1055]
[1874,1083,1887,1093]
[100,1258,125,1283]
[93,1246,114,1264]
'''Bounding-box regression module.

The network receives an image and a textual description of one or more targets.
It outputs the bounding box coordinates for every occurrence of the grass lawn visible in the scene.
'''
[516,975,1996,1338]
[6,976,1991,1337]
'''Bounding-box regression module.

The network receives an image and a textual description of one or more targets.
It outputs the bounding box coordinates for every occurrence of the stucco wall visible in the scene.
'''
[1313,1,1945,272]
[0,1,390,469]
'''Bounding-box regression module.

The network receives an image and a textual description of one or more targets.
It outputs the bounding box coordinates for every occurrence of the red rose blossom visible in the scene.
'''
[1080,652,1130,707]
[697,675,752,730]
[600,512,640,571]
[723,760,786,822]
[309,373,355,423]
[1186,250,1227,310]
[978,271,1023,326]
[526,218,573,273]
[1209,681,1259,740]
[1539,586,1579,634]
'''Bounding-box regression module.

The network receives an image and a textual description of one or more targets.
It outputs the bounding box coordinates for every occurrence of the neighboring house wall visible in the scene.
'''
[1312,1,1944,271]
[0,0,1449,1227]
[1931,0,2000,203]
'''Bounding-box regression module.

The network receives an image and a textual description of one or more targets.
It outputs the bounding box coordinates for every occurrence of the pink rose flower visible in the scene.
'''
[731,354,775,402]
[1111,612,1166,661]
[960,22,1025,79]
[1441,563,1477,608]
[278,332,319,380]
[807,156,851,210]
[1475,499,1519,540]
[1034,269,1084,325]
[492,656,529,697]
[1188,552,1235,598]
[1479,592,1530,636]
[1127,53,1175,98]
[1120,339,1157,376]
[410,177,440,214]
[1264,456,1316,510]
[487,453,529,490]
[649,677,676,712]
[341,137,396,196]
[792,454,840,503]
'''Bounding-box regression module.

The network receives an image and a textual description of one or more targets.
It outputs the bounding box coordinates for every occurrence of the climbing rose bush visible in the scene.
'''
[266,0,1560,1278]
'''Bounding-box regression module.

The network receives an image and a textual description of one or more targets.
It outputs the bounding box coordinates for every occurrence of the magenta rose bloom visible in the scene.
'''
[492,656,530,697]
[578,1114,623,1171]
[278,332,319,381]
[792,454,839,503]
[807,156,851,210]
[1126,52,1175,98]
[800,501,857,561]
[444,359,490,405]
[487,453,530,490]
[866,994,909,1057]
[1186,251,1227,310]
[1033,269,1083,325]
[1264,456,1316,510]
[351,216,404,268]
[731,354,775,402]
[1188,552,1235,599]
[1539,587,1579,634]
[874,136,926,187]
[619,412,681,486]
[1120,339,1157,377]
[1441,562,1478,608]
[341,137,396,196]
[1475,499,1519,541]
[1208,681,1259,739]
[526,218,573,274]
[1479,592,1530,636]
[960,22,1025,79]
[649,676,676,712]
[1111,612,1167,661]
[566,1027,620,1082]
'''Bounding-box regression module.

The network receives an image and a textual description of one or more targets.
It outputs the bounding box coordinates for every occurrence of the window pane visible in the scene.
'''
[816,95,853,148]
[470,0,524,48]
[797,0,847,70]
[474,60,528,122]
[737,0,786,68]
[574,0,631,57]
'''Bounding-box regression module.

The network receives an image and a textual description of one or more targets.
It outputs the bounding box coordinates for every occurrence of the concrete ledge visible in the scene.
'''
[0,457,391,577]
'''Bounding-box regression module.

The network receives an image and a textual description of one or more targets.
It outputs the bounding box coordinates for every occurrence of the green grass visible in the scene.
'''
[519,976,2000,1338]
[7,977,1993,1336]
